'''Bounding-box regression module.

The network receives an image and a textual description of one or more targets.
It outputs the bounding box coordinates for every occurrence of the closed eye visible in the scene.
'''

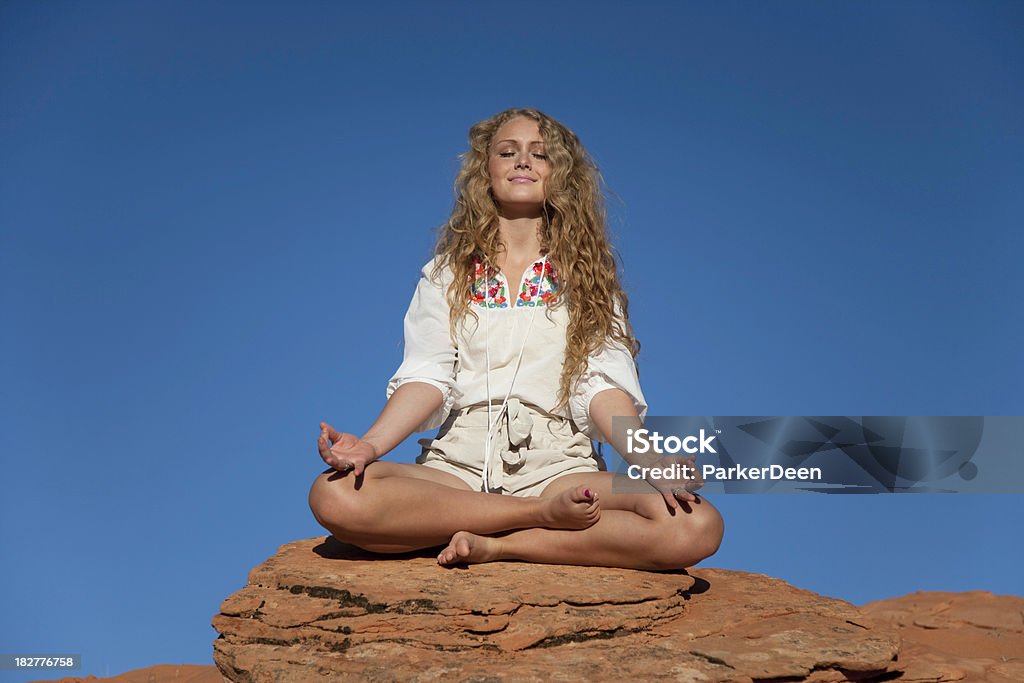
[497,152,548,159]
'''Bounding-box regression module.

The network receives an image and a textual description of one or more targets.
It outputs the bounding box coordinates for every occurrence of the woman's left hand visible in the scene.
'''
[642,454,704,511]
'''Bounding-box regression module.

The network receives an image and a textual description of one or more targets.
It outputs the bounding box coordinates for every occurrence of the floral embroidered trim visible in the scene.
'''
[470,258,508,308]
[470,256,560,309]
[516,259,559,307]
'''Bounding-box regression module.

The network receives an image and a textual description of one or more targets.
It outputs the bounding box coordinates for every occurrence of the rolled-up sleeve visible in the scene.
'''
[386,261,459,432]
[569,299,647,442]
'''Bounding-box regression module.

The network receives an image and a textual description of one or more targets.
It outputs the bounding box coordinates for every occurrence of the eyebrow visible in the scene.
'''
[493,139,546,146]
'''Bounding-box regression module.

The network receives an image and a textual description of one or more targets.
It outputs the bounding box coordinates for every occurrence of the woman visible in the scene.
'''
[309,108,724,569]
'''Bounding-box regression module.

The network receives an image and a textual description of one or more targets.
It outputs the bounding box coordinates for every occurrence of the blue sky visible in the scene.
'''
[2,1,1022,679]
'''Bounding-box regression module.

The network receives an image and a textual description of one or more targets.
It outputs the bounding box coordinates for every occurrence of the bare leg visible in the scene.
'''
[437,472,725,570]
[308,461,600,553]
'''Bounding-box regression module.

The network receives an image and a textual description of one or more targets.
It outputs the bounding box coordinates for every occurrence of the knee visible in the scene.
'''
[308,471,369,535]
[651,498,725,570]
[308,472,337,529]
[693,500,726,561]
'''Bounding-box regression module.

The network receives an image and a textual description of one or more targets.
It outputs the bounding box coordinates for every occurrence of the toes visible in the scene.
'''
[568,486,584,503]
[579,486,600,509]
[438,541,461,565]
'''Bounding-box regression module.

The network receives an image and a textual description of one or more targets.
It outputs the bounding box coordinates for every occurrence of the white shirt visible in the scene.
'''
[386,256,648,442]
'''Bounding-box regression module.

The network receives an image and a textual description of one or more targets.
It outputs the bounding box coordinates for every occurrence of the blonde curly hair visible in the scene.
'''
[430,107,640,414]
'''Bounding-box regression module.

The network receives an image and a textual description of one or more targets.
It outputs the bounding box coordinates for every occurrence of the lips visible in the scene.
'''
[508,176,536,183]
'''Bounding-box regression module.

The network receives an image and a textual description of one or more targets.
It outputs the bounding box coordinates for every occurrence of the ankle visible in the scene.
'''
[491,536,507,561]
[534,497,554,527]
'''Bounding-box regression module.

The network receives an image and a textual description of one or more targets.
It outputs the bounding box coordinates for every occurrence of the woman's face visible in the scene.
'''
[487,116,551,212]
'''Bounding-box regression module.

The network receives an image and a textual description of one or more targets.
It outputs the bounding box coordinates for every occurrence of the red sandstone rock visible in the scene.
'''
[211,537,903,681]
[861,590,1024,682]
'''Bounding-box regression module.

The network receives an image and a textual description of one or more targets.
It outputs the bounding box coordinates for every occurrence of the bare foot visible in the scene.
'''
[540,485,600,530]
[437,531,502,566]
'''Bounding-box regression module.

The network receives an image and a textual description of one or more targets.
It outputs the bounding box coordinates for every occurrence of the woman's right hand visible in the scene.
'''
[317,422,379,476]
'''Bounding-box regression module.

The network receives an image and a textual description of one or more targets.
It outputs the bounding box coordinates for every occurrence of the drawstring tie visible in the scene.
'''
[482,397,534,491]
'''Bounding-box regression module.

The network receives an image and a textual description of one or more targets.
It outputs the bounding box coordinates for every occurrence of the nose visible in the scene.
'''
[514,153,531,170]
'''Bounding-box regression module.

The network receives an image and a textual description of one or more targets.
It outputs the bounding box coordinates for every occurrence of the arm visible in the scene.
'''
[361,381,444,458]
[589,387,703,508]
[589,387,644,466]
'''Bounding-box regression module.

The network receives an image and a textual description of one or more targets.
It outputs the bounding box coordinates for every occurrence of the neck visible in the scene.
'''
[496,215,544,263]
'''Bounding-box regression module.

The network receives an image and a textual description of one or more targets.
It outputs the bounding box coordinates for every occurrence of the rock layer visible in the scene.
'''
[861,590,1024,682]
[211,537,901,682]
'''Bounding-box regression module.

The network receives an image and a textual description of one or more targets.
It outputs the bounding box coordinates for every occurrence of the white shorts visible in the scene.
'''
[416,399,605,497]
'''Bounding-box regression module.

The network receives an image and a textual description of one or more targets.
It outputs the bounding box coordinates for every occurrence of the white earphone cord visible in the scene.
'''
[482,254,549,493]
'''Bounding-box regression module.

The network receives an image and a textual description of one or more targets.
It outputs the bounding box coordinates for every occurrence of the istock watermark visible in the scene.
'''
[608,416,1024,494]
[626,427,718,455]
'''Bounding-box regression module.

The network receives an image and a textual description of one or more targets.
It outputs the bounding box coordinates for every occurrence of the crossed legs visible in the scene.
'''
[308,462,724,570]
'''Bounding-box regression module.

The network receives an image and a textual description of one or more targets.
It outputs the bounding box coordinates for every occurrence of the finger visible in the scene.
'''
[322,423,338,444]
[352,461,365,477]
[676,488,697,502]
[661,489,679,511]
[325,424,345,443]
